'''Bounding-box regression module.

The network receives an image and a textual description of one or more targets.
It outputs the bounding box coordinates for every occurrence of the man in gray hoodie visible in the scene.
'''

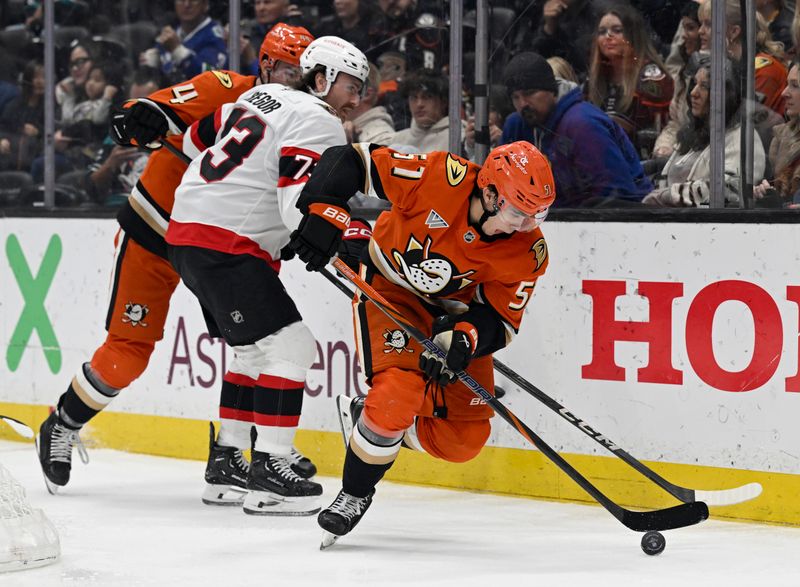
[390,68,465,153]
[345,62,395,145]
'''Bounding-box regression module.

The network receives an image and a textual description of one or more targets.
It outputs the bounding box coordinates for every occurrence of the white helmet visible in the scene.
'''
[300,36,369,97]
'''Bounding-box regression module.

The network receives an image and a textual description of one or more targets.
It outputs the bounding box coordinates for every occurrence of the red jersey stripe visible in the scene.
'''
[219,406,255,422]
[223,372,257,386]
[253,413,301,427]
[166,221,281,271]
[255,373,305,390]
[189,121,205,152]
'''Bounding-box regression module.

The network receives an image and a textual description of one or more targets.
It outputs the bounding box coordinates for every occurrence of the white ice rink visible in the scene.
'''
[2,439,799,587]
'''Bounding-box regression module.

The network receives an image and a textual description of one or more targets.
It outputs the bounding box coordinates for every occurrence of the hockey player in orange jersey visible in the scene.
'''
[36,24,321,503]
[286,140,555,544]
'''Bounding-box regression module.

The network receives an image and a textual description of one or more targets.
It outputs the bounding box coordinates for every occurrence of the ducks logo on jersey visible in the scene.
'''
[391,234,475,296]
[122,302,149,327]
[383,329,412,353]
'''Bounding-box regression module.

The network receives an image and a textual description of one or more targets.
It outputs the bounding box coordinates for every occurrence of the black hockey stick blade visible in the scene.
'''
[621,501,709,532]
[323,260,710,533]
[493,361,763,506]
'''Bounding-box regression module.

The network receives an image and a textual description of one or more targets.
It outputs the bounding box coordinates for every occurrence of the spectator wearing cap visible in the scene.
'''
[372,1,445,70]
[501,52,652,207]
[389,67,464,153]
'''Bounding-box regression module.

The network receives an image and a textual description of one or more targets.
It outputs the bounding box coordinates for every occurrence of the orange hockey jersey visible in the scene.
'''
[118,70,257,256]
[755,52,787,115]
[357,146,550,340]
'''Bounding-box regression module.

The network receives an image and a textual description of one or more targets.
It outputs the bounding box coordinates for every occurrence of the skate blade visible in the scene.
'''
[242,491,320,516]
[201,484,247,506]
[35,437,63,496]
[320,531,340,550]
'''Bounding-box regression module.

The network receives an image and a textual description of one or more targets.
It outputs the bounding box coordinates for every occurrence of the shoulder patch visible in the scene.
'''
[211,70,233,89]
[446,153,468,187]
[531,238,548,271]
[642,63,665,81]
[755,55,773,70]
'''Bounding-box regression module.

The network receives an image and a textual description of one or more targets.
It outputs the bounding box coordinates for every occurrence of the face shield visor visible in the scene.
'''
[495,193,549,232]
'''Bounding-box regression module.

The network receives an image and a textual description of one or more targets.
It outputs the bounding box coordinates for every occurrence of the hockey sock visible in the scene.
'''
[58,362,121,429]
[217,373,255,449]
[342,444,395,498]
[252,373,304,454]
[343,415,402,497]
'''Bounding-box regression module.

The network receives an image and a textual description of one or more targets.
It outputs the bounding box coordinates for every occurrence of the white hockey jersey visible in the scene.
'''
[165,83,346,263]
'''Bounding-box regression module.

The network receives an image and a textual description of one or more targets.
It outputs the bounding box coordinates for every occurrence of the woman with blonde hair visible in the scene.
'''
[698,0,788,114]
[754,56,800,206]
[547,56,579,83]
[585,3,674,157]
[654,1,703,157]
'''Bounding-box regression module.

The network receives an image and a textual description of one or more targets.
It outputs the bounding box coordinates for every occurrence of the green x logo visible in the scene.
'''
[6,234,62,373]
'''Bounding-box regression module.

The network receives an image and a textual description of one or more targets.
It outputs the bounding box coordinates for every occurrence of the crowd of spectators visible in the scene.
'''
[1,0,799,209]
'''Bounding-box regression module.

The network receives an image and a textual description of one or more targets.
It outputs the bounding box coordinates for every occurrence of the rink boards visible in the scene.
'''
[1,217,798,525]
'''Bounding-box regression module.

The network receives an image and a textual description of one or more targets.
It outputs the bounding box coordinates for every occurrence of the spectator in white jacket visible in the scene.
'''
[345,62,395,144]
[644,55,764,207]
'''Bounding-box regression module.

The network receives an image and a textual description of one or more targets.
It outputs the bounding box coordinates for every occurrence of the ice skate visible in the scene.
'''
[201,423,249,506]
[318,488,374,549]
[250,426,317,479]
[35,411,88,494]
[335,394,365,447]
[242,451,322,516]
[288,447,317,479]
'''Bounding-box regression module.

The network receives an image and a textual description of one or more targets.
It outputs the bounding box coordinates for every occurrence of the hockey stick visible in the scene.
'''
[323,266,759,507]
[321,258,709,532]
[0,415,35,439]
[160,140,193,165]
[491,363,762,507]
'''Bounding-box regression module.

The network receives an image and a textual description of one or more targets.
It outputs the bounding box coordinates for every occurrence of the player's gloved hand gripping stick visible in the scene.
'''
[111,100,171,148]
[321,257,710,533]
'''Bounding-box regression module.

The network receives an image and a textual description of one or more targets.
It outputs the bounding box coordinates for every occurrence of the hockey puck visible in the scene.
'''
[641,531,666,556]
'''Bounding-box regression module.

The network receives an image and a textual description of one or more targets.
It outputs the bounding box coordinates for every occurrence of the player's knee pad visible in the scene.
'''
[364,368,427,434]
[227,344,267,380]
[90,334,156,390]
[416,417,491,463]
[252,321,317,381]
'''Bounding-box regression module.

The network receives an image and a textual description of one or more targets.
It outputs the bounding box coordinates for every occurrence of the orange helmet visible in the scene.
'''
[259,23,314,74]
[478,141,555,215]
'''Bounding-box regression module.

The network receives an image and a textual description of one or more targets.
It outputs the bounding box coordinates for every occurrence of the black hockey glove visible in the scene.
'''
[337,218,372,272]
[419,315,478,386]
[289,203,350,271]
[110,100,169,147]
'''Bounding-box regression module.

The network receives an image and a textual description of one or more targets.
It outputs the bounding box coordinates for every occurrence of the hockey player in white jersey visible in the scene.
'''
[165,36,369,515]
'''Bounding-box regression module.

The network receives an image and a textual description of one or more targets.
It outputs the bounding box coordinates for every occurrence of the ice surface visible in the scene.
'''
[1,440,799,586]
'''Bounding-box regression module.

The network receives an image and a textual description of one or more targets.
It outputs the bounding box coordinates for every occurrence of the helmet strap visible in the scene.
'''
[471,188,500,239]
[309,71,332,98]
